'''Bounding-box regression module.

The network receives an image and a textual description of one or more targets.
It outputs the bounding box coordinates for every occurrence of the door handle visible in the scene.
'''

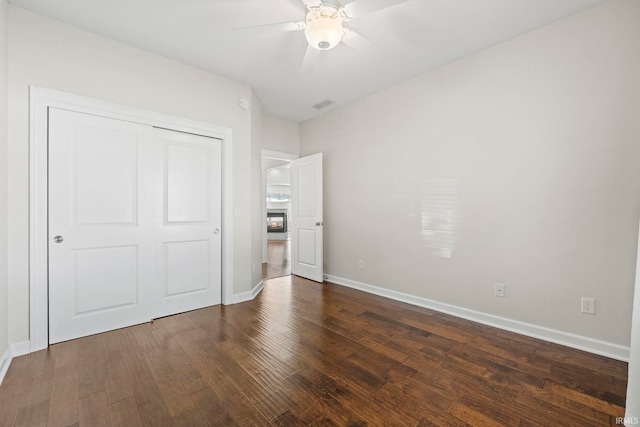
[53,235,64,243]
[315,222,324,226]
[214,228,220,234]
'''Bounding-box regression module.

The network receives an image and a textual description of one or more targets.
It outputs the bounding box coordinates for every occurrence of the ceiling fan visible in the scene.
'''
[235,0,411,72]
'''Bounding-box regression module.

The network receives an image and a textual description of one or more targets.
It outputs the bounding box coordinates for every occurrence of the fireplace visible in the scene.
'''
[267,212,287,233]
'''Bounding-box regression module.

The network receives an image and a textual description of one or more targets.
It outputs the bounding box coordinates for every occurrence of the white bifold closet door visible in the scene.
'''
[48,108,221,344]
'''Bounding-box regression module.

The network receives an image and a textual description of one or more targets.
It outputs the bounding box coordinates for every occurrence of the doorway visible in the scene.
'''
[262,151,296,280]
[261,150,324,283]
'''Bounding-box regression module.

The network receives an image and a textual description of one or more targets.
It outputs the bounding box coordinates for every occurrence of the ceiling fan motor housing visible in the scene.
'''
[305,5,345,50]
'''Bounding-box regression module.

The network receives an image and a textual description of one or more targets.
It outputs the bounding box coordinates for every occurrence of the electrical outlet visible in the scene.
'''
[581,297,595,315]
[494,283,505,298]
[358,259,364,270]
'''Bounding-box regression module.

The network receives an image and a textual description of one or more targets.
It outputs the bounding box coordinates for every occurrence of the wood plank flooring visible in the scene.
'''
[262,239,291,280]
[0,275,628,426]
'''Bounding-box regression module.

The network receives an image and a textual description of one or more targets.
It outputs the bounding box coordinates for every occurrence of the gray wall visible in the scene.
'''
[300,0,640,348]
[262,114,300,155]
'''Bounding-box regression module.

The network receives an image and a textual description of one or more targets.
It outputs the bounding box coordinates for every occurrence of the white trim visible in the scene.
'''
[0,341,30,386]
[262,168,268,264]
[261,149,300,162]
[10,341,30,358]
[29,86,234,353]
[326,274,630,362]
[234,280,264,304]
[0,346,11,385]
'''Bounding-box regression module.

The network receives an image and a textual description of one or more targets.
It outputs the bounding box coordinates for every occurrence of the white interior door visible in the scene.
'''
[48,108,155,344]
[48,109,222,344]
[152,128,222,318]
[291,153,323,282]
[625,220,640,421]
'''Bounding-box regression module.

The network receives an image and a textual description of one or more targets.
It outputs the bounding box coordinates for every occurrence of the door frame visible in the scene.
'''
[29,86,234,352]
[261,149,299,264]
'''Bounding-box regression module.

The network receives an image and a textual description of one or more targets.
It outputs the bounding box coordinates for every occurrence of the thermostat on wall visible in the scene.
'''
[239,98,250,110]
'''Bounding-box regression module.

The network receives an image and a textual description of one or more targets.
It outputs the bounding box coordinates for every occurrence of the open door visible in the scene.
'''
[625,219,640,421]
[290,153,323,282]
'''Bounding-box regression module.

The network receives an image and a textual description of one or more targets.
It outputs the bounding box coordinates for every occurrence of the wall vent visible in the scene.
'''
[312,99,335,110]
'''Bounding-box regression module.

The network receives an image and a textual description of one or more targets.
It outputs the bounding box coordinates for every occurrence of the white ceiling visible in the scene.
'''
[9,0,606,122]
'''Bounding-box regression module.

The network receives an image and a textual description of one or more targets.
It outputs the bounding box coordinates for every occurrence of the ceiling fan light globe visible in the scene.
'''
[304,16,344,50]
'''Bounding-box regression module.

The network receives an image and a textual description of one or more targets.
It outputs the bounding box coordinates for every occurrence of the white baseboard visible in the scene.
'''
[0,340,31,386]
[325,274,630,362]
[233,280,264,304]
[0,346,11,385]
[11,341,31,358]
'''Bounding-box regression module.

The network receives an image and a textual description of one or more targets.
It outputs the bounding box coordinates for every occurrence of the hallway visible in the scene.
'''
[262,239,290,280]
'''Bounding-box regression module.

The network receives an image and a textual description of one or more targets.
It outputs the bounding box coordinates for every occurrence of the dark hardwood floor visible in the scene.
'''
[0,275,628,426]
[262,239,291,280]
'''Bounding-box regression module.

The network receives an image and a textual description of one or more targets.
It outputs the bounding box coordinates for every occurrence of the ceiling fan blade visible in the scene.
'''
[341,30,378,54]
[343,0,411,19]
[233,20,305,35]
[301,45,321,75]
